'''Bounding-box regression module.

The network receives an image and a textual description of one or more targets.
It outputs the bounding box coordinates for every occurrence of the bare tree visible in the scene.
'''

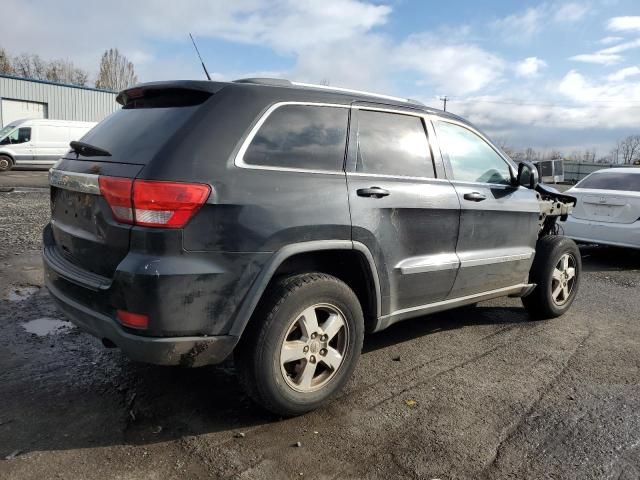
[583,149,596,163]
[12,53,36,78]
[610,143,621,164]
[619,135,640,164]
[47,59,88,86]
[95,49,137,91]
[524,147,539,162]
[0,48,13,75]
[3,48,88,86]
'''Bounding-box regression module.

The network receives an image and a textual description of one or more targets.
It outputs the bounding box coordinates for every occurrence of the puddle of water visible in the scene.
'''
[22,318,73,337]
[7,286,39,302]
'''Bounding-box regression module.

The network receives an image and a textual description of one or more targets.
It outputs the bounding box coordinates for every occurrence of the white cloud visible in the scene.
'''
[491,7,544,42]
[607,16,640,32]
[570,38,640,65]
[439,66,640,152]
[492,3,590,43]
[607,66,640,82]
[599,38,640,54]
[553,3,590,23]
[515,57,547,77]
[599,36,623,45]
[0,0,392,75]
[396,35,506,95]
[570,52,622,64]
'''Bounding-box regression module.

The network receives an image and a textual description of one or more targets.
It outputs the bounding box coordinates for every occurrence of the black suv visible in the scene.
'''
[43,78,580,415]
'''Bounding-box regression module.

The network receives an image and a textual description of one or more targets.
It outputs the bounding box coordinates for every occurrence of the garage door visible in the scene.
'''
[1,99,48,126]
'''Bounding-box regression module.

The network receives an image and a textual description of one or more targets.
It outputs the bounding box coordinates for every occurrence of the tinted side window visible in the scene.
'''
[577,172,640,192]
[435,121,511,185]
[243,105,348,171]
[357,110,434,177]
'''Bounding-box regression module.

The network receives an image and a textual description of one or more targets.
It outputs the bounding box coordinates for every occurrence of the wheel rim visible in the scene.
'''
[0,158,8,170]
[279,303,349,393]
[551,253,577,306]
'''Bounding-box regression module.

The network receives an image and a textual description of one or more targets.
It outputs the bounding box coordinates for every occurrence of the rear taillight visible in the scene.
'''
[99,177,211,228]
[133,180,211,228]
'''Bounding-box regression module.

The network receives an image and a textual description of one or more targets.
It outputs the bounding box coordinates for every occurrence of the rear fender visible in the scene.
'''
[228,240,381,337]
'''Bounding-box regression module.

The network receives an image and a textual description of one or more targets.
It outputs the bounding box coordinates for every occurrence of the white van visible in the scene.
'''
[0,118,96,171]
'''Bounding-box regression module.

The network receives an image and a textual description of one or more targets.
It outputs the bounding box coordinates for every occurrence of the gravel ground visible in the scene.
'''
[0,191,50,261]
[0,187,639,479]
[0,170,50,189]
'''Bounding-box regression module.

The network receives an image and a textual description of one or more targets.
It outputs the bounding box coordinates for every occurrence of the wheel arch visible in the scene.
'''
[229,240,382,337]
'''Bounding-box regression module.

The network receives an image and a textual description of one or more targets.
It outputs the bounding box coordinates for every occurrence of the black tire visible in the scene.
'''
[0,155,13,172]
[522,235,581,319]
[235,273,364,416]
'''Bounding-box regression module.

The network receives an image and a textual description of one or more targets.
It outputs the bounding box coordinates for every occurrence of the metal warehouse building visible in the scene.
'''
[0,74,118,127]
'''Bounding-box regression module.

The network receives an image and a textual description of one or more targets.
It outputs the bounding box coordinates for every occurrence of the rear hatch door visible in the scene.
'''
[48,85,218,278]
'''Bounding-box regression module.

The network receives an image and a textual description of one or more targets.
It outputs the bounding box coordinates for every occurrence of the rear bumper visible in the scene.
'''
[42,223,270,365]
[561,216,640,249]
[47,279,238,366]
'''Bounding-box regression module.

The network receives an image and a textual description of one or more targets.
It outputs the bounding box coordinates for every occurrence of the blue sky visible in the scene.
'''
[3,0,640,156]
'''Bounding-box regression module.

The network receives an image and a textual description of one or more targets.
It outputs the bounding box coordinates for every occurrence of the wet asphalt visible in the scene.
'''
[0,172,639,479]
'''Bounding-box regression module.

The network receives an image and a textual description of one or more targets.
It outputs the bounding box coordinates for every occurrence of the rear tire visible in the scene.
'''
[522,235,581,319]
[235,273,364,416]
[0,155,13,172]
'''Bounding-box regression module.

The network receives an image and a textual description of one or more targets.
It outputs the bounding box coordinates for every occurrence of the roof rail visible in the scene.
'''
[291,81,425,106]
[232,77,425,106]
[233,78,293,87]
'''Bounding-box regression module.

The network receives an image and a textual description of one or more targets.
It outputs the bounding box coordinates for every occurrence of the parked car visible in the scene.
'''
[561,168,640,249]
[43,78,580,415]
[0,118,96,171]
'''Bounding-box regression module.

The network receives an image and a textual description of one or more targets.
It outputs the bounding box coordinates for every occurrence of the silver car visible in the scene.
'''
[562,168,640,249]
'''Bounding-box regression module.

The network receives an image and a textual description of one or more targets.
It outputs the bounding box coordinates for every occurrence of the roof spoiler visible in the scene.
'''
[116,81,226,106]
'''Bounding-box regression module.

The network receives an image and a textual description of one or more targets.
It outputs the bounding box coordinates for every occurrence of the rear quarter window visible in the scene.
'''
[577,172,640,192]
[242,104,349,171]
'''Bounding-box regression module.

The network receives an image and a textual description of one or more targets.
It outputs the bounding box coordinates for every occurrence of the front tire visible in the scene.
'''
[0,155,13,172]
[235,273,364,416]
[522,235,581,319]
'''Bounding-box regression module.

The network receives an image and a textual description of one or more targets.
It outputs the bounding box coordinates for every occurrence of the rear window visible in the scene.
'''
[69,88,213,164]
[243,104,349,171]
[77,106,200,164]
[577,172,640,192]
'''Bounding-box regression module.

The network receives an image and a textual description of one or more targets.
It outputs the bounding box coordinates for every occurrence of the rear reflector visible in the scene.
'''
[117,310,149,329]
[99,177,210,228]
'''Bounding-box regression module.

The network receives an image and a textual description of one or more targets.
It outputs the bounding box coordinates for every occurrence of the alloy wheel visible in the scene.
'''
[279,303,349,393]
[551,253,577,306]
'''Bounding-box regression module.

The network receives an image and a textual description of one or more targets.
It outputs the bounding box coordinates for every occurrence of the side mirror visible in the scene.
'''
[516,161,539,189]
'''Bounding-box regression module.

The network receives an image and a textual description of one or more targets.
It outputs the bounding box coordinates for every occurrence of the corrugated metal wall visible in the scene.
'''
[0,74,119,126]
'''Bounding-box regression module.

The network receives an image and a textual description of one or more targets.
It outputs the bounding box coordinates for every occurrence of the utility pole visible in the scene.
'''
[439,96,449,112]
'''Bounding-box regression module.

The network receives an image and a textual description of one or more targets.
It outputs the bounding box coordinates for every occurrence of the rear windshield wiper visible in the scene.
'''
[69,141,112,157]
